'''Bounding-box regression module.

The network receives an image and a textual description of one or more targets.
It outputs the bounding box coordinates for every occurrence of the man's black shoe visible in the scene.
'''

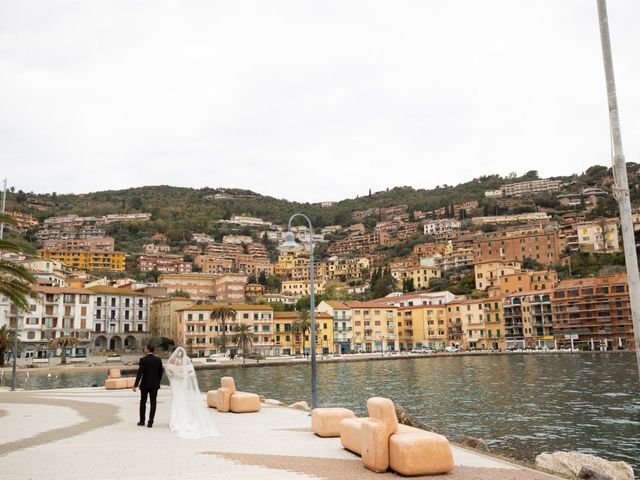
[137,421,145,426]
[147,421,153,428]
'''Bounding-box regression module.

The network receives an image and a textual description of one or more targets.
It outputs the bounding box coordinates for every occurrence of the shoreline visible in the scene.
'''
[0,386,569,480]
[1,348,633,377]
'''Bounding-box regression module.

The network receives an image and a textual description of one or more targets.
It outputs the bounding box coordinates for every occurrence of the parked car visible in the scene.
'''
[444,346,460,353]
[410,347,435,354]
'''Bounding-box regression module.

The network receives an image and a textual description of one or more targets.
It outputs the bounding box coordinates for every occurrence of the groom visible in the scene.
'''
[133,344,164,428]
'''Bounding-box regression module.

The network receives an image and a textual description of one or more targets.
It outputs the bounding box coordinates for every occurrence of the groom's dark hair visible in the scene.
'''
[146,344,155,353]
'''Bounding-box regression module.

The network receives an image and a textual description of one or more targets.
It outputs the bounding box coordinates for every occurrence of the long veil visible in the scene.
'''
[166,347,219,438]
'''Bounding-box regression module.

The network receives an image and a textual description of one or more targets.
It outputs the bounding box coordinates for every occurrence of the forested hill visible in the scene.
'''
[5,164,639,252]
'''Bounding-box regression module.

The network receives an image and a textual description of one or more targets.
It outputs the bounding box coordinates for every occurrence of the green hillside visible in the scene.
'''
[4,164,639,257]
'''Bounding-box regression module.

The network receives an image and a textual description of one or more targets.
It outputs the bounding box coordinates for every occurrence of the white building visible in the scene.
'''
[258,293,300,305]
[87,286,150,352]
[222,235,254,245]
[373,291,457,308]
[192,233,216,244]
[484,189,504,198]
[423,219,462,236]
[219,215,273,228]
[1,286,94,360]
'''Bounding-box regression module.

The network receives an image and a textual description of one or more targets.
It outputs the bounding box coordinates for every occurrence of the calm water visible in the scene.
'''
[9,353,640,472]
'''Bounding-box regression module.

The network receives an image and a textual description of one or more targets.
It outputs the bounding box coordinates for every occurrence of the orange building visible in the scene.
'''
[552,274,635,350]
[474,230,562,265]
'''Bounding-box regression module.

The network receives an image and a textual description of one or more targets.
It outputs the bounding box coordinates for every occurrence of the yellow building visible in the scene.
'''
[346,302,398,353]
[397,305,448,350]
[149,297,194,342]
[494,270,558,296]
[317,300,353,354]
[392,266,442,291]
[281,280,325,297]
[177,304,274,356]
[481,297,505,350]
[274,251,305,277]
[577,219,620,253]
[325,256,370,282]
[474,260,521,290]
[273,311,333,355]
[40,250,126,271]
[447,297,505,351]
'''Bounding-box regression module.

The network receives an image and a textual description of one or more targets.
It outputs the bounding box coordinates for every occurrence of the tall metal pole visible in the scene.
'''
[0,178,6,240]
[288,214,317,408]
[597,0,640,379]
[11,309,19,391]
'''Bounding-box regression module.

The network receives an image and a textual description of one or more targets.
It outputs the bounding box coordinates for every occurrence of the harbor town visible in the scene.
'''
[2,1,640,479]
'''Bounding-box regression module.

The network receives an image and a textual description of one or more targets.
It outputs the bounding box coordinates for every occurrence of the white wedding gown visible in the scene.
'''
[165,350,219,439]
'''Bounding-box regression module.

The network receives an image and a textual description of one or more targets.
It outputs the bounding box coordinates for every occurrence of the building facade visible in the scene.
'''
[1,286,94,360]
[178,304,274,357]
[552,275,634,350]
[149,297,194,342]
[87,286,150,352]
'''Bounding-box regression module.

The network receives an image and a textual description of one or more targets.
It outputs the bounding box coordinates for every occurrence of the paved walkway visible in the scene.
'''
[0,387,562,480]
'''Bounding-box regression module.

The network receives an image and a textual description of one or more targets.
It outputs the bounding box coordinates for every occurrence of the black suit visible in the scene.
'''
[134,353,164,424]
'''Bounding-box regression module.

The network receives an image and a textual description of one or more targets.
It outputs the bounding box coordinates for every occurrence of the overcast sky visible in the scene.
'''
[0,1,638,203]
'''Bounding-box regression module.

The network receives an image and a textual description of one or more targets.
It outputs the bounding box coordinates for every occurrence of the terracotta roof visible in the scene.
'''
[33,286,92,294]
[150,297,194,304]
[344,301,397,309]
[398,304,448,310]
[447,296,503,306]
[556,274,627,288]
[176,303,274,312]
[322,300,350,309]
[503,290,555,299]
[86,286,150,296]
[273,311,332,319]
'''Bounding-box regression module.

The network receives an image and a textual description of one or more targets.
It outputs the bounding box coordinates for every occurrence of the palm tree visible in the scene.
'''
[0,214,36,312]
[292,309,311,355]
[231,323,257,364]
[210,306,237,354]
[0,325,21,367]
[48,336,83,365]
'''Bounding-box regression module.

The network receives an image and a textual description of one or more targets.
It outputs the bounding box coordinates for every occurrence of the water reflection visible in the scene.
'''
[10,352,640,472]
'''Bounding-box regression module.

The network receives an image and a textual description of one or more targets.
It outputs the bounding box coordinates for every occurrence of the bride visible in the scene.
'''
[165,347,219,439]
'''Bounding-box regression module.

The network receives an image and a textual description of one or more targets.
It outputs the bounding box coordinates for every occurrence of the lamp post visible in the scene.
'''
[279,214,317,409]
[11,308,20,391]
[597,0,640,379]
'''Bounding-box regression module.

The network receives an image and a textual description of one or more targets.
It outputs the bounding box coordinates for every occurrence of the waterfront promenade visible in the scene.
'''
[0,386,564,480]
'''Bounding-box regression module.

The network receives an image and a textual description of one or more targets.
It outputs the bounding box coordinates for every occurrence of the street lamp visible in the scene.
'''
[279,213,317,409]
[11,308,21,391]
